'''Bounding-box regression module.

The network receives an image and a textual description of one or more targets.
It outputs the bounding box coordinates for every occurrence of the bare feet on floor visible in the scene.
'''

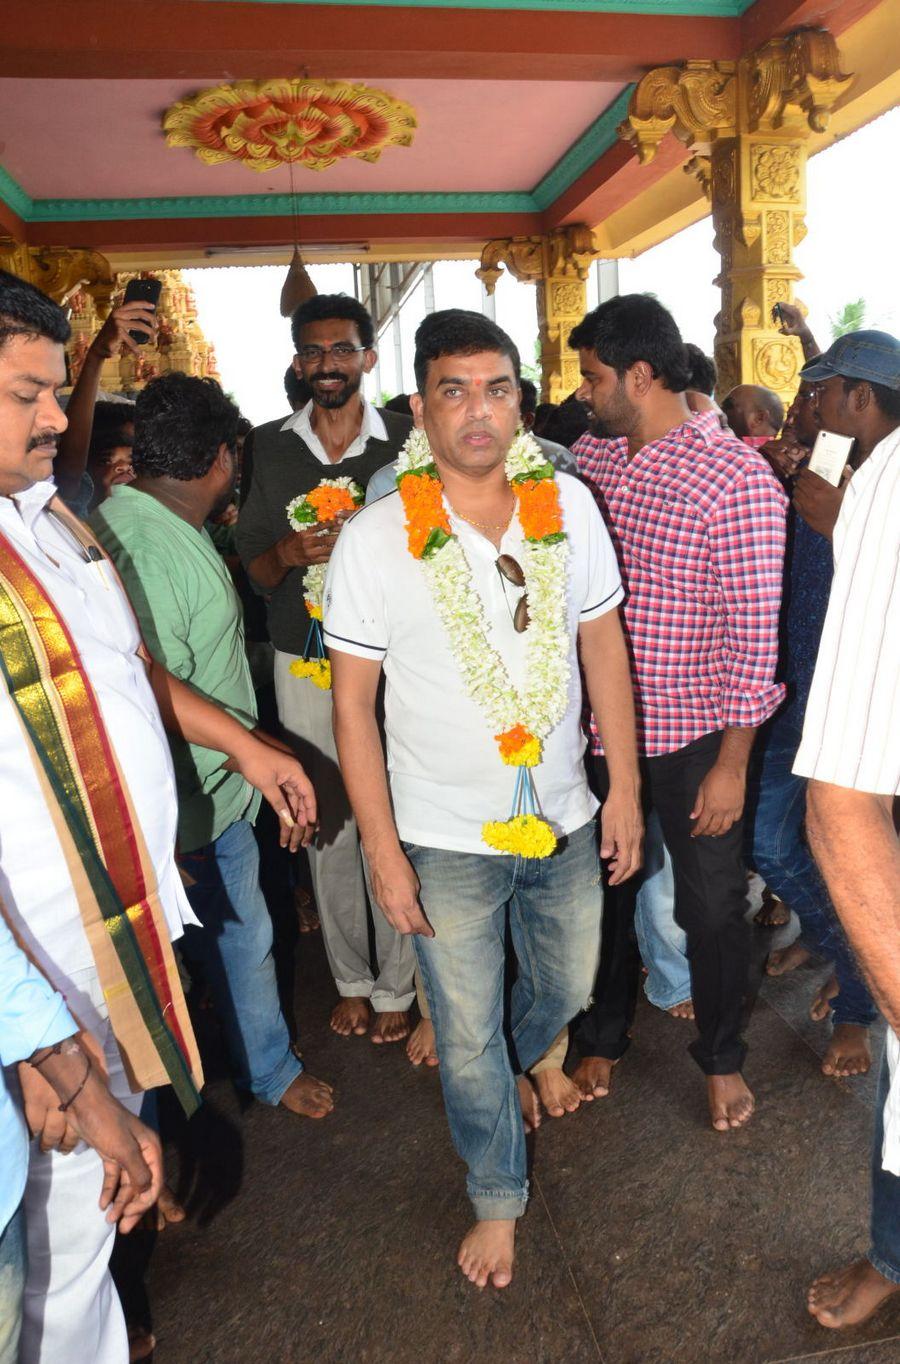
[808,1259,900,1329]
[371,1010,410,1044]
[516,1073,541,1132]
[707,1073,755,1131]
[667,999,695,1021]
[406,1018,439,1066]
[154,1183,186,1231]
[330,997,371,1036]
[822,1022,871,1078]
[458,1219,516,1290]
[572,1055,617,1100]
[810,972,839,1022]
[533,1067,582,1118]
[755,893,790,927]
[280,1071,334,1119]
[766,942,812,976]
[127,1326,156,1362]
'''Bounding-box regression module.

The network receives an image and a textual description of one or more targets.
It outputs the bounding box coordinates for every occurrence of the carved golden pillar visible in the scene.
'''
[0,237,115,317]
[619,30,853,407]
[476,225,598,404]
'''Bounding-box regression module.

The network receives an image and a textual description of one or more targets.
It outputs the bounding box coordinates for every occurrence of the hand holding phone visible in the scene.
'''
[121,277,162,345]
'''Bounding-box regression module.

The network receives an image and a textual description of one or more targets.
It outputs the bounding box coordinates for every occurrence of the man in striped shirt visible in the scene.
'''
[569,295,787,1132]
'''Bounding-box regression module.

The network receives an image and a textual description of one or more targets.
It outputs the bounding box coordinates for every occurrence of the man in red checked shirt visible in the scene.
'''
[569,295,787,1132]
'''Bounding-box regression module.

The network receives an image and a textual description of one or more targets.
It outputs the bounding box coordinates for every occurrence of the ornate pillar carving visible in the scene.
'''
[476,225,598,404]
[618,29,852,405]
[0,238,115,317]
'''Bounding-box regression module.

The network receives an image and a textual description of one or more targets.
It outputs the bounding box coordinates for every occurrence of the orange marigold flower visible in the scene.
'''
[516,478,563,540]
[399,472,450,558]
[306,486,357,520]
[495,724,536,759]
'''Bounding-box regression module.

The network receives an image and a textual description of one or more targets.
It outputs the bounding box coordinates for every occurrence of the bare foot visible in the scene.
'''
[279,1071,334,1119]
[516,1074,541,1132]
[810,973,839,1022]
[128,1326,156,1362]
[667,999,695,1021]
[533,1067,582,1118]
[766,942,812,976]
[406,1018,439,1067]
[572,1055,617,1100]
[371,1010,410,1044]
[755,892,790,927]
[822,1023,871,1078]
[707,1073,755,1131]
[808,1259,900,1329]
[330,997,371,1036]
[294,887,319,934]
[154,1183,186,1231]
[457,1219,516,1290]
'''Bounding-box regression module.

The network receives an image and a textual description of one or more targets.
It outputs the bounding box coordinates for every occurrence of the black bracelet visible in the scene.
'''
[57,1052,92,1112]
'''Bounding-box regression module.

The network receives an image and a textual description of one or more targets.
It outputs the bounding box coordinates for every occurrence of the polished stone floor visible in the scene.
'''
[143,903,899,1364]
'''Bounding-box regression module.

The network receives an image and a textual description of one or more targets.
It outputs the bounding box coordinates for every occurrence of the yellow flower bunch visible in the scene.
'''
[289,658,332,690]
[482,815,558,859]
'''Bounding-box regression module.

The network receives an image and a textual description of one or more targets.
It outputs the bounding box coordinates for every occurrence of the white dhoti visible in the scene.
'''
[19,968,142,1364]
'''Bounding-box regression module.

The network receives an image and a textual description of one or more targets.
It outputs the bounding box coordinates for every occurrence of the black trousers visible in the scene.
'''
[574,730,751,1076]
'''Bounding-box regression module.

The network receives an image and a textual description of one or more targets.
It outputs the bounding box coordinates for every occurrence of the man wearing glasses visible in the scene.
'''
[236,295,415,1045]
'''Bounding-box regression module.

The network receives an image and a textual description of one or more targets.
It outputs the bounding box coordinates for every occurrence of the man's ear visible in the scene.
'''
[854,382,873,412]
[215,441,233,473]
[630,361,654,398]
[363,348,378,375]
[410,392,425,430]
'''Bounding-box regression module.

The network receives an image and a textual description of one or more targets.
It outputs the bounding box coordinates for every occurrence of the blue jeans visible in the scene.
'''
[0,1201,25,1364]
[633,810,687,1010]
[870,1046,900,1283]
[748,717,876,1029]
[178,819,301,1106]
[405,820,602,1221]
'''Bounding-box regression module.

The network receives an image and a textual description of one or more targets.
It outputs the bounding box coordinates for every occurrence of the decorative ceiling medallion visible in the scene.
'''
[163,79,417,173]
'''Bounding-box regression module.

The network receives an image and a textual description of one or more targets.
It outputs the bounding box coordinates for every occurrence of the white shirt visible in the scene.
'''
[324,473,623,854]
[793,426,900,795]
[0,481,195,1009]
[281,397,388,465]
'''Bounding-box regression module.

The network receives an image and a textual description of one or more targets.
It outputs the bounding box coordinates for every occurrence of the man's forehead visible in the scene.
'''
[430,350,515,379]
[300,317,361,343]
[0,333,66,383]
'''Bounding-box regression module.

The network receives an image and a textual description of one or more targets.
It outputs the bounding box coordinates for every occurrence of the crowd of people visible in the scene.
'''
[0,264,897,1361]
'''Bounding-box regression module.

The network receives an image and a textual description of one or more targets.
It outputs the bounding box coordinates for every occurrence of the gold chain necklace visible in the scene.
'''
[450,499,515,534]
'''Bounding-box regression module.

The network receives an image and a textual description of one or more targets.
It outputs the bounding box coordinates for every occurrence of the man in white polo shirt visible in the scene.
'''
[325,310,642,1290]
[789,331,900,1332]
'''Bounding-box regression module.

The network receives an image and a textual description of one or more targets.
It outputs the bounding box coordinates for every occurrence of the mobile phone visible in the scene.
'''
[122,276,162,344]
[807,429,855,486]
[772,302,786,326]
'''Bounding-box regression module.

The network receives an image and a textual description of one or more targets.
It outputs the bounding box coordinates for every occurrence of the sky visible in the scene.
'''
[186,105,900,426]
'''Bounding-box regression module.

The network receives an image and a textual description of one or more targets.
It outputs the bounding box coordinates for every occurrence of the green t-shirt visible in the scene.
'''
[91,485,260,852]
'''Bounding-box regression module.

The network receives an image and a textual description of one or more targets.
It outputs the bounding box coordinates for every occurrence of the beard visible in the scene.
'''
[588,378,638,440]
[310,369,363,410]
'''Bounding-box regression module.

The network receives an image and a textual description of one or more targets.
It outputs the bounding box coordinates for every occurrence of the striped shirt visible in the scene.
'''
[793,425,900,795]
[574,411,787,756]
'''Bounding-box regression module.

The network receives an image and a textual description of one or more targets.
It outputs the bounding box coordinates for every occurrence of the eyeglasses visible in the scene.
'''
[297,343,367,363]
[496,554,530,633]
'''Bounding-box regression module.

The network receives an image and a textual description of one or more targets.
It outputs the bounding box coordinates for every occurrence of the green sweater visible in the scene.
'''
[235,409,411,655]
[91,485,260,852]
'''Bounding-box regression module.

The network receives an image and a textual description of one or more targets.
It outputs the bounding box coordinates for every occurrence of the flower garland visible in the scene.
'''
[396,427,570,857]
[286,477,363,690]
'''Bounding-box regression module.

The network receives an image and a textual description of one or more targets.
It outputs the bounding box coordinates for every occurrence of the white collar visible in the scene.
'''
[280,397,388,445]
[1,479,57,532]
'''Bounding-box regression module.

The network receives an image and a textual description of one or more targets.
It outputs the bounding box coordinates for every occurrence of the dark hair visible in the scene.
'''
[87,400,135,467]
[684,343,717,396]
[519,377,538,419]
[284,364,311,410]
[413,309,521,393]
[540,392,590,448]
[133,373,240,481]
[382,393,413,416]
[0,268,70,351]
[290,293,375,352]
[236,415,253,438]
[568,294,691,393]
[844,377,900,421]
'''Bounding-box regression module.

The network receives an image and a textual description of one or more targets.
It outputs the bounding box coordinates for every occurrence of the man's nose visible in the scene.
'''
[575,379,590,405]
[43,392,68,435]
[465,386,490,419]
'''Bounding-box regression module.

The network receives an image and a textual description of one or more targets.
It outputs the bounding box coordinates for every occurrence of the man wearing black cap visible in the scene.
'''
[790,329,900,1331]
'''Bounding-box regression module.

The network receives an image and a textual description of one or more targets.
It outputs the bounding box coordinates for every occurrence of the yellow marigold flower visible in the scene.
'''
[305,600,323,621]
[289,658,332,690]
[495,725,541,767]
[516,478,563,541]
[482,815,557,858]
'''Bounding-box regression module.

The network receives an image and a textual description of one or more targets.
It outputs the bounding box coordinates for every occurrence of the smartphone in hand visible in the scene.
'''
[121,276,162,344]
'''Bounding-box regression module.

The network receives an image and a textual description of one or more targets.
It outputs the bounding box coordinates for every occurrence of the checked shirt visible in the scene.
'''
[574,411,787,757]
